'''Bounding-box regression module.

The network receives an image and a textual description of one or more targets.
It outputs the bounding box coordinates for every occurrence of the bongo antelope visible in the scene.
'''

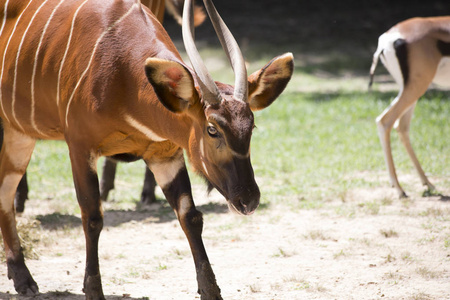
[0,0,293,298]
[8,0,206,212]
[369,16,450,198]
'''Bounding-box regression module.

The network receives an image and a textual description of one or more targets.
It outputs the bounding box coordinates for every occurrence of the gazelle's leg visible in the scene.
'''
[67,145,105,300]
[376,94,408,198]
[0,124,37,294]
[149,150,222,300]
[376,81,431,198]
[394,103,435,191]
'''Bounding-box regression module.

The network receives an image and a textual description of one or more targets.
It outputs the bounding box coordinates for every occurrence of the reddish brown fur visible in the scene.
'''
[0,0,293,298]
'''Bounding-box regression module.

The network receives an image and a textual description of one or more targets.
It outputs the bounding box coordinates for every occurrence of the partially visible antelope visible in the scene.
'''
[369,16,450,198]
[8,0,206,212]
[0,0,293,299]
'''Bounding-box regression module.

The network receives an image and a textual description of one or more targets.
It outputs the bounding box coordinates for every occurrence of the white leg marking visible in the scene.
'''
[150,156,185,188]
[0,173,23,214]
[57,0,90,107]
[0,0,34,124]
[124,114,166,142]
[12,0,51,133]
[176,194,193,219]
[30,0,66,136]
[64,3,139,128]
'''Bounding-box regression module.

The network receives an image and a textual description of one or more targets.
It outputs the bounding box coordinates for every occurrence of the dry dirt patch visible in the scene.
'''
[1,180,449,300]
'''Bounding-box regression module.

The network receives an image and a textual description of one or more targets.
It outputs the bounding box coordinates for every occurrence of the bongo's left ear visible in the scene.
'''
[247,52,294,111]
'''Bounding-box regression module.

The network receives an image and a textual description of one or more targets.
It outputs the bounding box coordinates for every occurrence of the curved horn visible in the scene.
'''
[202,0,248,102]
[182,0,222,104]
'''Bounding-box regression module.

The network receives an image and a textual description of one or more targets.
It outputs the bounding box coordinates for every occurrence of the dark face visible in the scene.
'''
[145,52,293,215]
[188,87,260,215]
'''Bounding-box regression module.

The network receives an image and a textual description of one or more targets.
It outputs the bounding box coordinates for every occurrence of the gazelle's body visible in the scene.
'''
[0,0,293,298]
[369,16,450,197]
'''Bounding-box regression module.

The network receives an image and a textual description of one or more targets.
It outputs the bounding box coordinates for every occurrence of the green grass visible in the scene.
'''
[250,88,450,204]
[23,54,450,210]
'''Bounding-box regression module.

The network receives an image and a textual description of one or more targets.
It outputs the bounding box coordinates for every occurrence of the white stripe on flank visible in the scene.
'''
[65,3,139,128]
[12,0,51,133]
[0,0,9,121]
[124,114,166,142]
[0,0,34,124]
[30,0,66,136]
[57,0,90,107]
[0,0,10,37]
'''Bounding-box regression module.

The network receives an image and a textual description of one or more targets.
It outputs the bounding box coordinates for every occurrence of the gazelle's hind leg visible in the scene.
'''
[376,81,431,198]
[0,124,37,294]
[395,103,435,191]
[376,93,410,198]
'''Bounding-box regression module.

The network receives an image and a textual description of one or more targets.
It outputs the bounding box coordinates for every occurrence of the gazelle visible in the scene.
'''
[0,0,293,298]
[369,16,450,198]
[8,0,206,212]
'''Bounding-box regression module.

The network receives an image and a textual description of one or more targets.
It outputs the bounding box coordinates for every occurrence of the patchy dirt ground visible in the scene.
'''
[1,1,450,299]
[1,174,449,300]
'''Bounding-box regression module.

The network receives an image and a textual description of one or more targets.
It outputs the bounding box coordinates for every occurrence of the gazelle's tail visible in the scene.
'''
[368,45,383,90]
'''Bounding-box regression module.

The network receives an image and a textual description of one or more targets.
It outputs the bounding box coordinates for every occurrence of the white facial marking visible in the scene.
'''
[65,3,139,127]
[124,114,166,142]
[199,138,209,176]
[230,149,250,159]
[150,157,184,188]
[0,0,34,124]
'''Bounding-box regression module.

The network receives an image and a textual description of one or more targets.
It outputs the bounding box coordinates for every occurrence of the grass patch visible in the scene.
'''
[272,247,296,258]
[251,89,450,205]
[16,219,41,260]
[20,61,450,210]
[380,228,398,238]
[333,249,348,259]
[304,230,331,241]
[416,267,441,279]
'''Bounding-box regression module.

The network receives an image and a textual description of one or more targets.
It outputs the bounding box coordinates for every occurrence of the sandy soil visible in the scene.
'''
[1,175,449,300]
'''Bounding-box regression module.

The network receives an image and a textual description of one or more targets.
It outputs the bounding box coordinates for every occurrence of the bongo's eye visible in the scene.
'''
[207,125,219,137]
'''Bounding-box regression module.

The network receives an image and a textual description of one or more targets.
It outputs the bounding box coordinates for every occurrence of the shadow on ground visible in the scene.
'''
[0,291,148,300]
[35,200,230,230]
